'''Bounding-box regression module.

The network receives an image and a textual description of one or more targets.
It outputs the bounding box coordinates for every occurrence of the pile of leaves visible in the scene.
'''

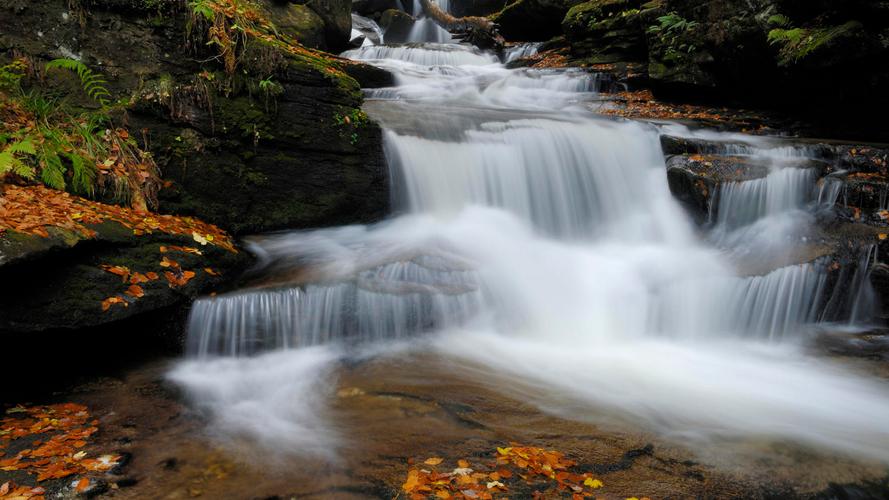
[400,444,647,500]
[0,404,121,493]
[597,90,764,129]
[0,184,235,252]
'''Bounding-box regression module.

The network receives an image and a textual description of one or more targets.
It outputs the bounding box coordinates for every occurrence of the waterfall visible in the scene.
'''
[503,42,542,63]
[350,14,385,47]
[712,168,817,229]
[171,31,889,464]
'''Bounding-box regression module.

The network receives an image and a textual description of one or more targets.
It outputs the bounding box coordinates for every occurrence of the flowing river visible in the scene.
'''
[169,19,889,470]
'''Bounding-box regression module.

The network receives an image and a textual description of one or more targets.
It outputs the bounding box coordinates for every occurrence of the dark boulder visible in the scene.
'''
[263,1,328,49]
[352,0,404,17]
[0,211,248,333]
[562,0,650,64]
[379,9,417,43]
[492,0,583,41]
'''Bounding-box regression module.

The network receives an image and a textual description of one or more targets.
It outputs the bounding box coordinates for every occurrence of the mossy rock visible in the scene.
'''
[0,223,249,333]
[263,2,327,49]
[562,0,650,61]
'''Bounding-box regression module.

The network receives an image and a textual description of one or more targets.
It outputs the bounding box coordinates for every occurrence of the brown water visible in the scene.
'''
[54,352,889,499]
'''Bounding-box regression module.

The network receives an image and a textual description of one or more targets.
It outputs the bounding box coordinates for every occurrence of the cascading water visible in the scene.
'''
[171,31,889,463]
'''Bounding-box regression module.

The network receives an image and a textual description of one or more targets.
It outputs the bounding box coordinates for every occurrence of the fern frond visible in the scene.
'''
[40,152,67,190]
[65,152,96,196]
[45,58,112,107]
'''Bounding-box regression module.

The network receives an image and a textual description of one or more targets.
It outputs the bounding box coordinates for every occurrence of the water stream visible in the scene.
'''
[170,24,889,464]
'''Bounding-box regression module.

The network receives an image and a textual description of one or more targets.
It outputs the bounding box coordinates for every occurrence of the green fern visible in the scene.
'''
[768,14,791,27]
[45,58,112,107]
[0,137,38,180]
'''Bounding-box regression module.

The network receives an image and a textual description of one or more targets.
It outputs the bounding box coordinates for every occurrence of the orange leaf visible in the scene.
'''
[101,296,128,311]
[75,478,90,493]
[125,284,144,298]
[424,457,444,466]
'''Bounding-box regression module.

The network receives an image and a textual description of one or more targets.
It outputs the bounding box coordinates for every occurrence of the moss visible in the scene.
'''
[214,95,274,143]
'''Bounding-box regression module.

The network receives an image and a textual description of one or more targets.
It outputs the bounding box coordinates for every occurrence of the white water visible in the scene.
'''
[503,42,542,63]
[172,36,889,463]
[350,14,384,47]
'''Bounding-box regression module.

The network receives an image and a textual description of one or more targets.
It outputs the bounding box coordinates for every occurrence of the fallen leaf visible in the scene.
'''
[75,478,90,493]
[584,478,603,489]
[101,296,128,311]
[125,284,144,298]
[425,457,444,466]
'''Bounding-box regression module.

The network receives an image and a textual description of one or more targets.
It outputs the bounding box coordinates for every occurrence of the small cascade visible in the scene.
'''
[188,256,483,357]
[406,18,453,43]
[816,175,845,208]
[342,43,498,66]
[350,14,385,46]
[385,119,682,240]
[503,43,542,63]
[652,263,828,340]
[712,168,817,230]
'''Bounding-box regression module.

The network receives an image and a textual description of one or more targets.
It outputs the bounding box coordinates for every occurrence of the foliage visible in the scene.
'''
[333,108,369,145]
[45,58,112,107]
[767,21,861,65]
[647,12,698,36]
[767,14,791,28]
[0,58,161,210]
[187,0,266,75]
[0,59,27,92]
[647,12,699,60]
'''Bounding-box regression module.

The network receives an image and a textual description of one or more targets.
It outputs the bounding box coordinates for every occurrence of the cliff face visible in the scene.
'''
[0,0,391,333]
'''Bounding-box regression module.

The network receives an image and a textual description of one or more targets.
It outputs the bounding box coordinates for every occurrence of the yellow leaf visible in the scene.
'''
[584,478,603,489]
[424,457,444,466]
[192,231,209,245]
[497,447,512,456]
[879,234,887,240]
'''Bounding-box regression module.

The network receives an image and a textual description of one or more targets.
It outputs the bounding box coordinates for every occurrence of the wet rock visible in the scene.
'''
[448,0,509,17]
[303,0,354,50]
[491,0,583,41]
[379,9,416,43]
[562,0,650,64]
[263,2,328,49]
[341,59,396,88]
[352,0,404,17]
[0,223,248,333]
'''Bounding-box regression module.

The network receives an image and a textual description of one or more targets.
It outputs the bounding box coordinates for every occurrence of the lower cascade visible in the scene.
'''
[171,29,889,463]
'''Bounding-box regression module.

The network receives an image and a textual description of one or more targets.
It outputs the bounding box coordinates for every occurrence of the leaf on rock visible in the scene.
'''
[101,296,128,311]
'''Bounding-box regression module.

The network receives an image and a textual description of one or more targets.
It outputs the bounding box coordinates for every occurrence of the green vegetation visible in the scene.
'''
[45,58,112,107]
[767,20,861,66]
[647,12,698,59]
[0,58,159,209]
